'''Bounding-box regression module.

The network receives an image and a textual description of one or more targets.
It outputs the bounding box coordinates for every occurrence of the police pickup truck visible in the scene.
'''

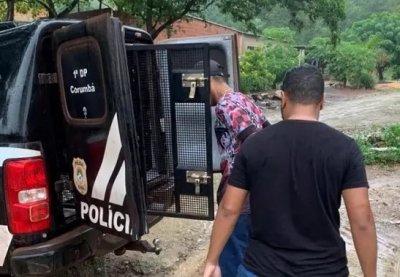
[0,14,239,276]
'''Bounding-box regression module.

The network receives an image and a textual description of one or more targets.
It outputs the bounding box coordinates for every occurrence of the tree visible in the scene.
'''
[328,42,376,88]
[263,27,295,44]
[374,48,391,81]
[201,2,248,31]
[1,0,345,43]
[342,0,400,30]
[343,12,400,80]
[222,0,345,45]
[239,27,298,92]
[240,48,274,93]
[265,44,298,87]
[0,0,15,21]
[33,0,80,18]
[0,0,83,20]
[219,0,400,45]
[306,36,335,74]
[262,27,298,87]
[111,0,345,40]
[0,3,4,21]
[112,0,210,39]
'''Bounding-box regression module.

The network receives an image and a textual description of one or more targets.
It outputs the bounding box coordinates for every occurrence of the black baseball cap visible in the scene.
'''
[194,60,225,77]
[209,60,225,77]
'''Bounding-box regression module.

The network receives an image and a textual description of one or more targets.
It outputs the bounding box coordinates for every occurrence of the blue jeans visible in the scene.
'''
[237,264,258,277]
[219,214,251,277]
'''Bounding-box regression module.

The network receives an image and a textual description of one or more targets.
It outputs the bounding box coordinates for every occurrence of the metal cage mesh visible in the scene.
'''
[175,103,207,169]
[126,46,213,219]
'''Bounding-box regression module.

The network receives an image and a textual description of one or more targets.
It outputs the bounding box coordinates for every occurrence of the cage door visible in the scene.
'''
[126,44,214,220]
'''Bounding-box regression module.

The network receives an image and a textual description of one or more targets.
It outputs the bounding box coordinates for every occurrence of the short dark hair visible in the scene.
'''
[281,65,324,104]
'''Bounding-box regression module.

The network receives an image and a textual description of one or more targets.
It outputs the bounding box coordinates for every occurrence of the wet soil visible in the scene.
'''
[60,89,400,277]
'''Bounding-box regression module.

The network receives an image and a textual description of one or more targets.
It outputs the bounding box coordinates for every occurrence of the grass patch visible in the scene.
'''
[354,124,400,165]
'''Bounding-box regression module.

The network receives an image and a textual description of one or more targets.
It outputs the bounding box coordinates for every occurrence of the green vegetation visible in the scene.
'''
[327,43,376,88]
[208,1,400,90]
[240,27,297,93]
[263,27,298,88]
[343,12,400,81]
[216,0,345,45]
[263,27,295,44]
[264,44,298,88]
[355,125,400,165]
[393,66,400,80]
[206,0,400,44]
[305,11,400,87]
[306,37,334,74]
[1,0,345,41]
[3,0,399,88]
[240,48,274,92]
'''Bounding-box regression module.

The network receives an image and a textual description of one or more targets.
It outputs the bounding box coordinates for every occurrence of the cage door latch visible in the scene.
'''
[186,170,210,195]
[182,73,206,99]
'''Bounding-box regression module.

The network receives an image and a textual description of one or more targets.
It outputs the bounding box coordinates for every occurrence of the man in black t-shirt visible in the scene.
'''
[203,65,377,277]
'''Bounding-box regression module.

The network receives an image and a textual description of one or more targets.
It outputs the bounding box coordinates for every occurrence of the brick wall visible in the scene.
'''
[155,18,237,41]
[155,17,262,55]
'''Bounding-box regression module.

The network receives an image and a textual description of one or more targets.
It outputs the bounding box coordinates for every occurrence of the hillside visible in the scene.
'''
[203,0,400,44]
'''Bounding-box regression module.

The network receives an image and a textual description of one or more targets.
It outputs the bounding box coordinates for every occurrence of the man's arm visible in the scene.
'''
[203,185,249,277]
[343,187,377,277]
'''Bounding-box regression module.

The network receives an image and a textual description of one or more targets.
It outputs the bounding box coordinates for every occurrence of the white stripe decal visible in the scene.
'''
[109,161,126,206]
[0,147,41,166]
[92,114,122,201]
[0,225,12,266]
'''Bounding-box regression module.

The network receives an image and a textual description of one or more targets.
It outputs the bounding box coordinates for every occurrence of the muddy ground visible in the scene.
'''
[65,88,400,277]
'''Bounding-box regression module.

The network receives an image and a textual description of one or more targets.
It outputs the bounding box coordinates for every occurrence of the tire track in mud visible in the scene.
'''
[266,90,400,133]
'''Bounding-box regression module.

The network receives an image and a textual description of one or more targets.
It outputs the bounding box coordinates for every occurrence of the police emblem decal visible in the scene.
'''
[73,158,88,195]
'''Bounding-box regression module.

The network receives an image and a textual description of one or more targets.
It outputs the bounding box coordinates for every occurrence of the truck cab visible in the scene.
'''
[0,14,239,276]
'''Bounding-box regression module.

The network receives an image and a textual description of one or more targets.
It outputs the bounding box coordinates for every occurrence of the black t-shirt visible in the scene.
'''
[230,120,369,277]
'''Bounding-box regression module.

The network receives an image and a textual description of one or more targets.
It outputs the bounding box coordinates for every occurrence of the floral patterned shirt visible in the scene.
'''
[215,91,266,213]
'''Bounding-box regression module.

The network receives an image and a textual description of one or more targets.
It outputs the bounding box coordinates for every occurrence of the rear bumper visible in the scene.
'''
[9,225,103,276]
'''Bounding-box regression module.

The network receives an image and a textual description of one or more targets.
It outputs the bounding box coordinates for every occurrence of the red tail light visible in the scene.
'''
[4,157,51,234]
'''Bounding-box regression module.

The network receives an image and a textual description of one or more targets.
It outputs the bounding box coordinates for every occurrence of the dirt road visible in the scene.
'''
[66,89,400,277]
[267,88,400,131]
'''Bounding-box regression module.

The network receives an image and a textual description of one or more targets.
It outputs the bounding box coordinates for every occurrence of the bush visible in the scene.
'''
[265,44,298,87]
[262,27,296,44]
[327,43,376,88]
[239,48,274,93]
[383,125,400,147]
[392,65,400,80]
[306,37,335,73]
[343,13,400,81]
[351,71,376,89]
[355,125,400,165]
[239,27,299,92]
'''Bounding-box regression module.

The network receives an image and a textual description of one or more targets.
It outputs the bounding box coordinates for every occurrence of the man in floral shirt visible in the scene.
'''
[209,60,267,276]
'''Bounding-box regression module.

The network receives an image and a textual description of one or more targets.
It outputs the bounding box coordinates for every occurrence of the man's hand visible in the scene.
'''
[203,262,221,277]
[204,185,248,276]
[343,187,377,277]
